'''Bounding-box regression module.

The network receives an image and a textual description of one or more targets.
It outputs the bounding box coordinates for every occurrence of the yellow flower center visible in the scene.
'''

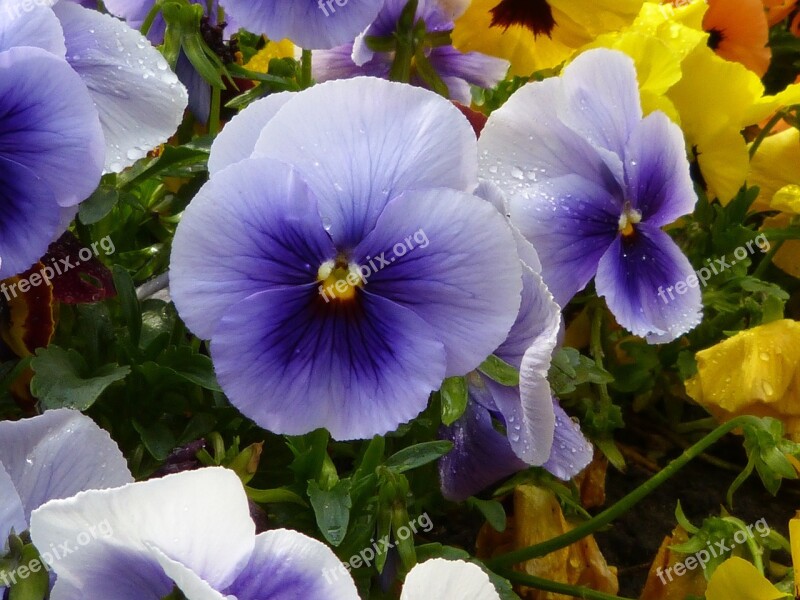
[317,258,363,302]
[618,205,643,238]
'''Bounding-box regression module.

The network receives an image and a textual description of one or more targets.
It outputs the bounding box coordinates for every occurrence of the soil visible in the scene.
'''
[595,432,800,597]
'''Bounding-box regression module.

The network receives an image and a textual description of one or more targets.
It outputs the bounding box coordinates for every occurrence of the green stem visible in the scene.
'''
[674,417,717,433]
[723,517,764,574]
[590,305,612,410]
[498,571,636,600]
[140,0,163,38]
[486,415,760,570]
[749,108,792,158]
[300,49,313,89]
[208,85,222,135]
[752,239,784,280]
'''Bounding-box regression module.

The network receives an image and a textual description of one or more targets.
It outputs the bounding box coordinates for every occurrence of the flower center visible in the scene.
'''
[618,205,642,238]
[317,256,363,302]
[489,0,556,37]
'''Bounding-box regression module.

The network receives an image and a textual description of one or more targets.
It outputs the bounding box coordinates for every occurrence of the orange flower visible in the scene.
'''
[763,0,797,26]
[704,0,771,76]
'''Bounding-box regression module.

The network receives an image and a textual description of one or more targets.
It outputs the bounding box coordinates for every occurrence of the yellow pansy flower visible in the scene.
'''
[244,39,296,73]
[705,557,788,600]
[451,0,643,77]
[581,0,800,204]
[685,320,800,440]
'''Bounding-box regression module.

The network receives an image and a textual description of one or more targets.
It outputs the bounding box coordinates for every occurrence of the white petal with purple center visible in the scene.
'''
[401,559,500,600]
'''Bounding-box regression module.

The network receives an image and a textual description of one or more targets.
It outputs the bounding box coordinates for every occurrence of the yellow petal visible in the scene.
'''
[745,81,800,126]
[706,557,786,600]
[244,39,295,73]
[695,126,751,204]
[748,128,800,212]
[772,184,800,214]
[761,212,800,278]
[791,516,800,597]
[686,320,800,434]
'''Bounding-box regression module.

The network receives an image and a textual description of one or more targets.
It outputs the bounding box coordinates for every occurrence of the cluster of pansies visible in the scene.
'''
[4,0,800,598]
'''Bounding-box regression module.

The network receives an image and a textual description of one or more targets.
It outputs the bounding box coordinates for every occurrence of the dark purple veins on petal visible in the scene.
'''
[490,0,557,37]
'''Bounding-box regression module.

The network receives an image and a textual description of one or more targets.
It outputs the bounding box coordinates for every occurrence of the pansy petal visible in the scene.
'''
[478,76,624,201]
[225,530,359,599]
[542,400,593,480]
[625,111,697,226]
[170,158,336,340]
[439,400,527,502]
[0,409,132,523]
[0,158,61,278]
[29,468,255,594]
[149,548,229,600]
[509,174,620,307]
[0,46,104,207]
[208,92,294,175]
[46,547,176,600]
[219,0,381,50]
[495,264,559,369]
[356,188,522,377]
[253,77,478,248]
[559,48,642,158]
[0,462,25,549]
[596,224,702,343]
[0,4,65,55]
[52,2,188,173]
[211,287,447,439]
[401,559,500,600]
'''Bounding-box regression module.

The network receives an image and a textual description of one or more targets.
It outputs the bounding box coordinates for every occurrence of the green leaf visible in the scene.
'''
[30,346,130,410]
[468,497,506,532]
[132,419,177,461]
[8,545,49,600]
[385,440,453,473]
[549,347,613,395]
[79,185,119,225]
[478,354,520,387]
[246,486,308,506]
[112,265,142,348]
[439,376,468,425]
[307,479,352,546]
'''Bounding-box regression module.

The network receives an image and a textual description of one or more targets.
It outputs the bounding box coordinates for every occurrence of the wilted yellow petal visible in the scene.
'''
[686,320,800,437]
[705,557,786,600]
[640,525,708,600]
[476,485,618,600]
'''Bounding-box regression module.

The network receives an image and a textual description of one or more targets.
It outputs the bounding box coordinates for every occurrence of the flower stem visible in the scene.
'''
[299,49,313,89]
[209,85,222,136]
[497,571,636,600]
[749,107,795,158]
[753,239,784,280]
[590,305,612,410]
[486,415,759,570]
[140,0,163,37]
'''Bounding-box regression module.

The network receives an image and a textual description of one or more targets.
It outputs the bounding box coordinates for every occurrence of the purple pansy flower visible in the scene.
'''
[170,77,524,439]
[313,0,509,104]
[29,468,360,600]
[438,182,592,501]
[0,409,132,596]
[3,2,188,174]
[478,48,702,344]
[0,44,103,277]
[219,0,382,49]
